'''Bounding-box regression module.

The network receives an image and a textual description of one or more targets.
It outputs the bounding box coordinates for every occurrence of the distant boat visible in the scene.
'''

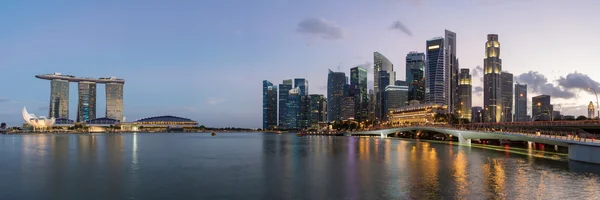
[211,132,216,136]
[297,132,304,137]
[275,131,282,135]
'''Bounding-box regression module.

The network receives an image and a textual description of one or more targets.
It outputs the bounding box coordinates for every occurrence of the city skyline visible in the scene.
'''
[2,1,600,128]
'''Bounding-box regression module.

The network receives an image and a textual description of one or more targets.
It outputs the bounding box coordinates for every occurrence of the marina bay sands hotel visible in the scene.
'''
[35,73,125,122]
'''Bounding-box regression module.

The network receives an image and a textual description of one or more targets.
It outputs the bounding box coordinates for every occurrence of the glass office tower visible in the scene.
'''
[106,82,124,121]
[77,81,97,122]
[49,79,70,119]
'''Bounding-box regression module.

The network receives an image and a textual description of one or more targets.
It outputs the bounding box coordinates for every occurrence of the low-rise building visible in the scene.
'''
[387,103,447,125]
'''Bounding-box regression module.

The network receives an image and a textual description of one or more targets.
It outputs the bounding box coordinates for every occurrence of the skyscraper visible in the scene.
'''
[340,97,355,120]
[514,83,528,121]
[378,71,391,121]
[374,52,395,122]
[286,87,301,129]
[458,69,472,120]
[384,85,408,120]
[588,101,595,119]
[425,38,446,106]
[406,52,425,103]
[299,96,311,129]
[309,94,327,128]
[445,30,459,115]
[77,81,97,122]
[532,95,552,121]
[350,66,368,121]
[483,34,502,122]
[501,72,513,122]
[262,80,278,129]
[105,82,124,121]
[49,79,69,119]
[327,70,346,122]
[471,106,483,123]
[294,78,308,96]
[278,79,293,127]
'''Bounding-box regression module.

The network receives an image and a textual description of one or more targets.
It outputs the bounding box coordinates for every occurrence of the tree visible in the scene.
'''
[576,116,588,120]
[199,125,206,130]
[0,122,6,129]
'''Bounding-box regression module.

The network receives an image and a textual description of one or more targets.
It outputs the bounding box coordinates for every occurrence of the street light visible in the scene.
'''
[588,88,599,119]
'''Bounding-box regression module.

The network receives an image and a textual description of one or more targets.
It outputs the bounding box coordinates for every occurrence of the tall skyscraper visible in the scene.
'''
[384,85,408,120]
[588,101,595,119]
[501,72,513,122]
[286,87,301,129]
[350,66,368,121]
[374,52,395,122]
[262,80,278,129]
[483,34,502,122]
[327,70,346,122]
[532,95,552,121]
[299,96,311,129]
[340,97,355,120]
[425,38,446,106]
[458,69,472,120]
[309,94,327,128]
[377,71,391,121]
[445,30,459,115]
[105,82,124,121]
[278,79,293,127]
[368,89,375,121]
[77,81,97,122]
[294,78,308,96]
[514,83,528,121]
[471,106,483,123]
[406,52,425,103]
[49,79,70,119]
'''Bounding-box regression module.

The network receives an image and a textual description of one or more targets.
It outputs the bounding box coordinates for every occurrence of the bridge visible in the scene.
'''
[350,126,600,165]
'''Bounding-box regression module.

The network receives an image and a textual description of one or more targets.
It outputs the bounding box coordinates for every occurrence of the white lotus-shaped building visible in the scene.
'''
[22,106,55,129]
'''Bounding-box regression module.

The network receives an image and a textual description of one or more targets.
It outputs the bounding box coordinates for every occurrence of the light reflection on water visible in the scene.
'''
[0,133,598,199]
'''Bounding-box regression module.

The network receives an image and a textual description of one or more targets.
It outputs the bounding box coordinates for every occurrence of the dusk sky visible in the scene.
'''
[1,0,600,128]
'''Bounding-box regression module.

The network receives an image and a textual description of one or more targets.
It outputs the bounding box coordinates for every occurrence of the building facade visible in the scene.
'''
[350,66,368,121]
[425,38,446,107]
[483,34,502,122]
[286,87,301,129]
[374,52,395,122]
[514,83,528,121]
[445,30,459,115]
[501,72,513,122]
[294,78,309,96]
[309,94,327,128]
[387,103,447,125]
[384,85,408,120]
[532,95,552,121]
[278,79,293,127]
[77,81,97,122]
[458,69,472,120]
[406,52,425,103]
[377,71,392,121]
[327,70,346,122]
[262,80,278,129]
[589,101,595,119]
[49,79,70,119]
[105,82,124,121]
[340,97,355,120]
[471,106,483,123]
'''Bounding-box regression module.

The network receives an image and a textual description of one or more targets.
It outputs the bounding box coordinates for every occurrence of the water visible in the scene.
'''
[0,133,599,200]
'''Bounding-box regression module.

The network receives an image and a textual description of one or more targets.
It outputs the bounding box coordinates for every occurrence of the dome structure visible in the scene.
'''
[22,106,55,129]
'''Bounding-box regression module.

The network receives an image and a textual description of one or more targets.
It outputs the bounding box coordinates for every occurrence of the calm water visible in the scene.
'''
[1,133,599,200]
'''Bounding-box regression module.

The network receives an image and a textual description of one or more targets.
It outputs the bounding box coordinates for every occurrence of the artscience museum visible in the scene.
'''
[22,106,55,130]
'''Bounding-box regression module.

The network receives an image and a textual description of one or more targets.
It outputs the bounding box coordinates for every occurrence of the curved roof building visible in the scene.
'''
[22,106,55,129]
[135,116,198,127]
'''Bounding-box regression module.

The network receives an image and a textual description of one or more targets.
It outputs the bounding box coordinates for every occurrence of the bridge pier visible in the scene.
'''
[569,144,600,164]
[456,131,471,146]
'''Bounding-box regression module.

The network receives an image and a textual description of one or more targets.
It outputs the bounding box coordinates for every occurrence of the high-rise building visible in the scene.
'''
[384,85,408,120]
[340,97,355,120]
[262,80,278,129]
[483,34,502,122]
[374,52,395,122]
[368,89,375,121]
[350,66,368,121]
[532,95,552,121]
[49,79,70,119]
[309,94,327,128]
[445,30,459,115]
[458,69,472,120]
[77,81,97,122]
[105,82,124,121]
[471,106,483,123]
[425,38,446,107]
[406,52,425,103]
[286,87,301,129]
[377,71,392,121]
[501,72,513,122]
[514,83,528,121]
[294,78,309,96]
[278,79,293,127]
[327,70,346,122]
[395,80,406,87]
[588,101,595,119]
[299,96,311,129]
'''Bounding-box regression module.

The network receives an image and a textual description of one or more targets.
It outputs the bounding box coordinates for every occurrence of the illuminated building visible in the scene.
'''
[22,106,55,130]
[514,83,528,121]
[387,103,447,125]
[472,106,483,123]
[278,79,293,127]
[532,95,552,121]
[483,34,502,122]
[377,71,392,121]
[309,94,327,128]
[406,52,425,103]
[445,30,459,115]
[77,81,96,122]
[340,97,355,120]
[458,69,472,120]
[385,85,408,120]
[501,72,513,122]
[374,52,395,122]
[589,101,595,119]
[425,38,446,106]
[286,87,301,129]
[350,66,368,121]
[135,116,198,127]
[49,79,70,119]
[327,70,346,122]
[262,80,278,129]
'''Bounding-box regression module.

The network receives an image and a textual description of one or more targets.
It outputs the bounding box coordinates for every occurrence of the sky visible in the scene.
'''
[1,0,600,128]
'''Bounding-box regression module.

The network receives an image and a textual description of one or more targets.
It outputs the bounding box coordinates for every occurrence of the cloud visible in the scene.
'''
[0,98,8,103]
[515,71,575,99]
[296,18,344,40]
[389,20,412,36]
[556,72,600,94]
[205,97,225,105]
[356,61,373,73]
[472,66,483,77]
[474,86,483,96]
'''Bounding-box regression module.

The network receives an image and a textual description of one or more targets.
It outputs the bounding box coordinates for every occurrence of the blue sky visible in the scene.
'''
[1,0,600,128]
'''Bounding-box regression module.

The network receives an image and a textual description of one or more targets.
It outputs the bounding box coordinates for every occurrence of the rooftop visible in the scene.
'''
[35,73,125,84]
